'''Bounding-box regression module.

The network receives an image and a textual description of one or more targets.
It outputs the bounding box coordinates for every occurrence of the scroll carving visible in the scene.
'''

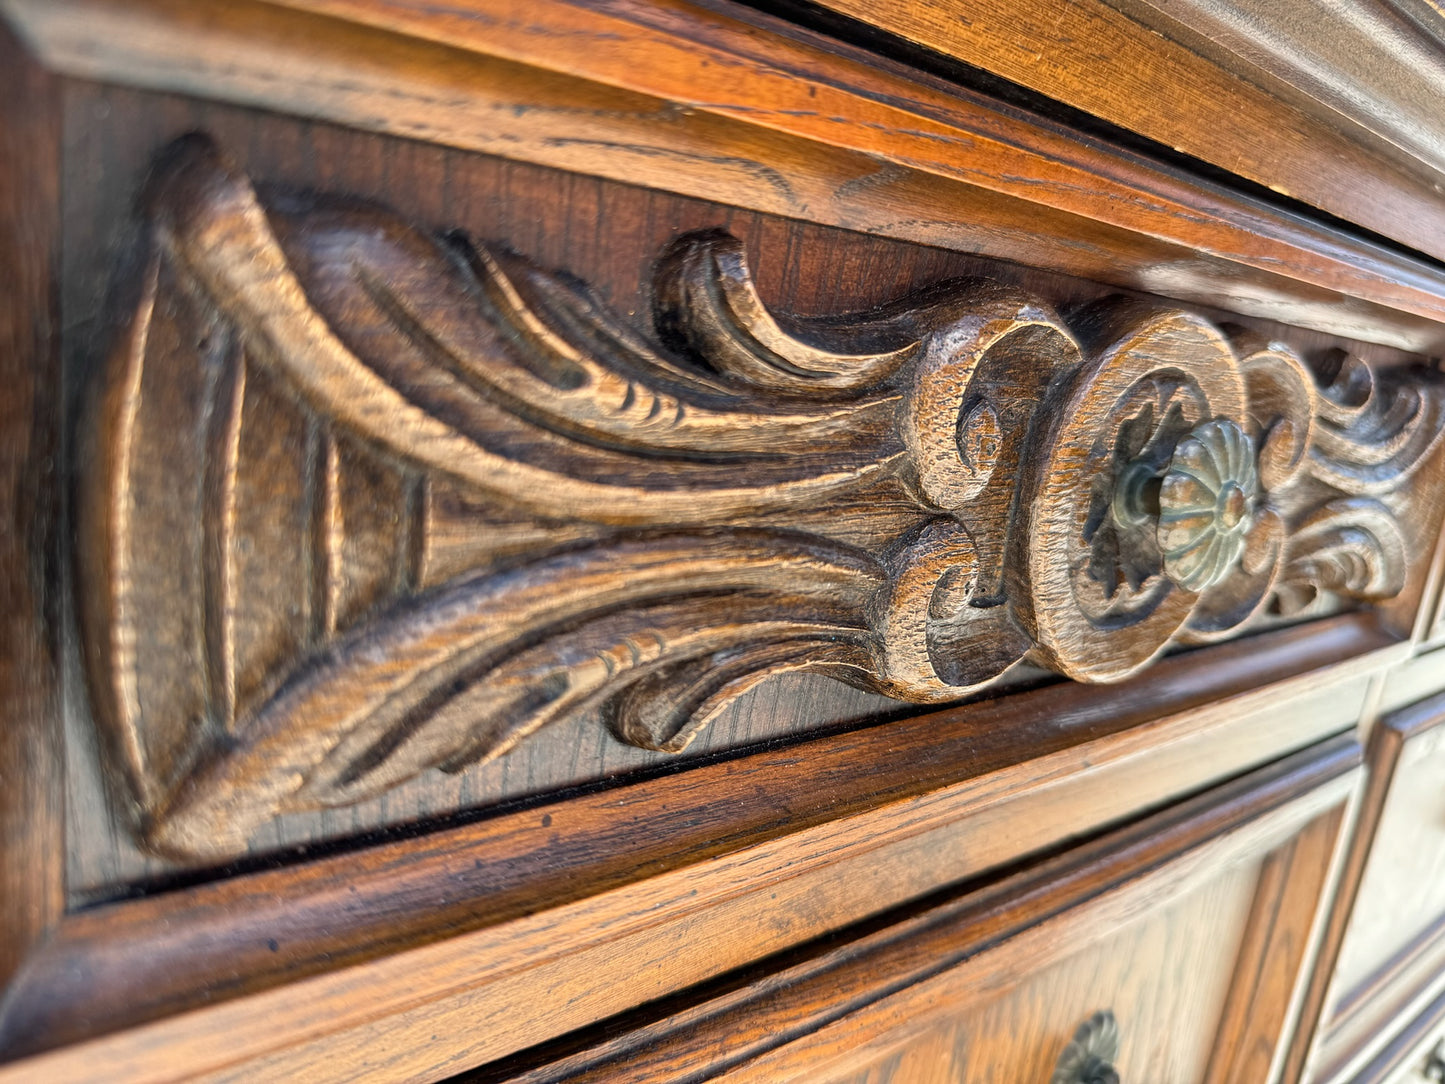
[79,136,1445,857]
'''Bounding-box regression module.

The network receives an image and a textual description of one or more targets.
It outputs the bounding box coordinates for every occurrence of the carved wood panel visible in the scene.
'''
[77,135,1445,858]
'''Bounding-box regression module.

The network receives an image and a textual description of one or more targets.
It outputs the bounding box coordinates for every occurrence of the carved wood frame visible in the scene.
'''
[78,135,1445,857]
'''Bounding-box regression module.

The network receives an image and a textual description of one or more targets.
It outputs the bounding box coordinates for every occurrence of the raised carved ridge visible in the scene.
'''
[78,136,1445,857]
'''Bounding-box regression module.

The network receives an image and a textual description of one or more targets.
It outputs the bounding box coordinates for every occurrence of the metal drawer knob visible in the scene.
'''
[1052,1011,1121,1084]
[1422,1037,1445,1081]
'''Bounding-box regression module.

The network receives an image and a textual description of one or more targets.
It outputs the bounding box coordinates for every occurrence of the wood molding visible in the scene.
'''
[1203,802,1347,1084]
[1345,980,1445,1084]
[0,730,1361,1083]
[1107,0,1445,181]
[76,135,1445,859]
[0,614,1397,1067]
[797,0,1445,268]
[0,22,65,1000]
[1299,689,1445,1084]
[473,736,1358,1084]
[10,0,1445,353]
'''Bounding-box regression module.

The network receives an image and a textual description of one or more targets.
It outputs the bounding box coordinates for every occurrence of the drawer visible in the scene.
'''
[488,736,1359,1084]
[1308,691,1445,1083]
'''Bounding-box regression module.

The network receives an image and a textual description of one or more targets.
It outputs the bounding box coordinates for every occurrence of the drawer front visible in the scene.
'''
[495,737,1358,1084]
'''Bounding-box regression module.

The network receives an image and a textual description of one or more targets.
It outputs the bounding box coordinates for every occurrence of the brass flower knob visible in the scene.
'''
[1051,1010,1121,1084]
[1157,418,1258,592]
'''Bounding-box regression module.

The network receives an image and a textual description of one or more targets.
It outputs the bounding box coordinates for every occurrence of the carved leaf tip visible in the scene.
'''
[654,229,919,395]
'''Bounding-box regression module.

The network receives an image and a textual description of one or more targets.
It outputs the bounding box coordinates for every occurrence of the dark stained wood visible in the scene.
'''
[0,616,1393,1068]
[12,0,1445,355]
[1,4,1444,1081]
[462,735,1357,1083]
[0,23,65,997]
[792,0,1445,267]
[0,734,1361,1083]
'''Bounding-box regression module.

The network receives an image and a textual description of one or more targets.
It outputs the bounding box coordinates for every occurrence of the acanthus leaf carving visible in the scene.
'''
[78,136,1445,857]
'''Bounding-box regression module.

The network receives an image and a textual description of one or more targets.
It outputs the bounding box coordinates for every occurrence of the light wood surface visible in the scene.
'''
[1306,691,1445,1083]
[799,0,1445,267]
[0,22,65,1001]
[483,737,1356,1084]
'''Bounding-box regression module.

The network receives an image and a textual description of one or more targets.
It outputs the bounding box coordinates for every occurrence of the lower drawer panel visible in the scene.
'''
[490,736,1359,1084]
[829,859,1260,1083]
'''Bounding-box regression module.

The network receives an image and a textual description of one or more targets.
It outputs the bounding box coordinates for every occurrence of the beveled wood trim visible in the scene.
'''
[1381,643,1445,715]
[3,737,1364,1084]
[799,0,1445,268]
[1281,688,1445,1084]
[718,749,1357,1084]
[1346,980,1445,1084]
[1314,923,1445,1083]
[1317,968,1445,1084]
[1204,805,1347,1084]
[7,0,1445,353]
[0,22,65,998]
[0,616,1398,1079]
[1334,913,1445,1032]
[478,736,1358,1084]
[1112,0,1445,187]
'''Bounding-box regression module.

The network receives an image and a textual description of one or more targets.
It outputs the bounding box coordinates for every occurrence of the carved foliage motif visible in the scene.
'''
[79,137,1445,857]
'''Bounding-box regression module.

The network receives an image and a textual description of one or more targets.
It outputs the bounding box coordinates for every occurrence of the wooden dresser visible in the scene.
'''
[4,1,1445,1081]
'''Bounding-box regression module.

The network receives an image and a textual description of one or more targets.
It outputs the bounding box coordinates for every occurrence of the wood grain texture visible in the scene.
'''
[48,80,1441,896]
[0,734,1361,1083]
[1106,0,1445,189]
[0,6,1441,1084]
[795,0,1445,267]
[0,616,1393,1068]
[12,0,1445,354]
[824,870,1255,1084]
[73,134,1445,859]
[0,23,65,999]
[466,735,1357,1084]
